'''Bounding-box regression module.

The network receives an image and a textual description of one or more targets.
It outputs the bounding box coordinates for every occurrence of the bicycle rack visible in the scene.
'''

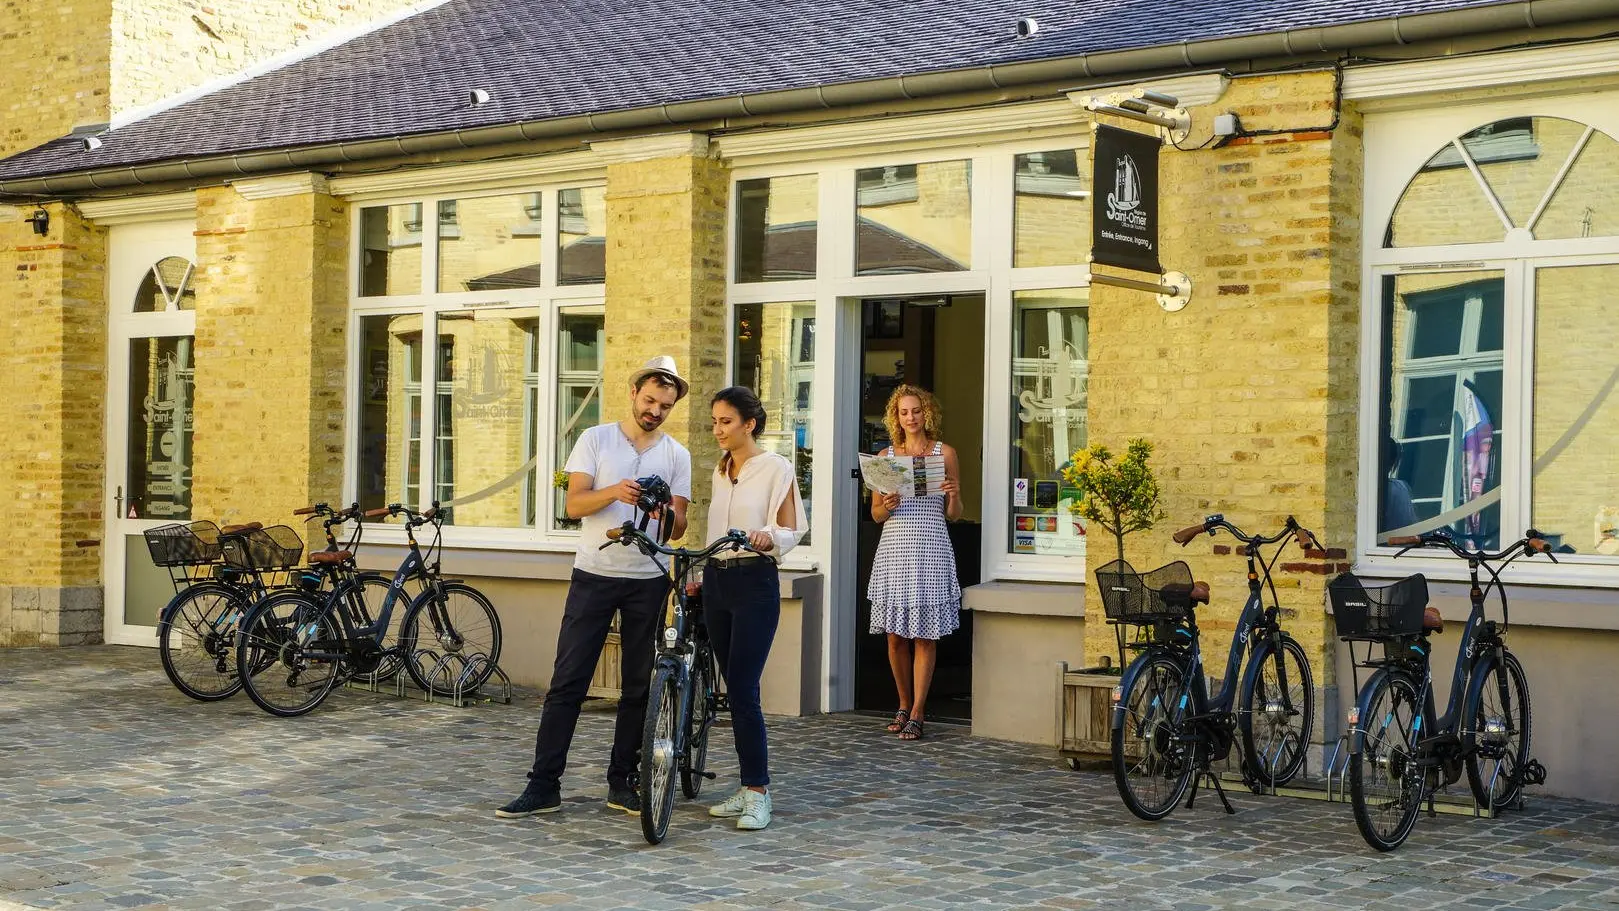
[341,647,513,708]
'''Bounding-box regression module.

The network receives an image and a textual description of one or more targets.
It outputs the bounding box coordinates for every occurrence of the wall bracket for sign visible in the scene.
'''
[1081,89,1191,145]
[1090,270,1193,312]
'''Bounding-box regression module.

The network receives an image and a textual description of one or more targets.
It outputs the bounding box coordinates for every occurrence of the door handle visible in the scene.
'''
[115,485,124,519]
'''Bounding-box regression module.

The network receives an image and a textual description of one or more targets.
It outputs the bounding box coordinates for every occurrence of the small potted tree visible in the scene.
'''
[1056,438,1165,764]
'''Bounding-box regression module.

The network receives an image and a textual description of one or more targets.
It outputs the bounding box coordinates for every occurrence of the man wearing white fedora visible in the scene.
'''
[498,355,693,819]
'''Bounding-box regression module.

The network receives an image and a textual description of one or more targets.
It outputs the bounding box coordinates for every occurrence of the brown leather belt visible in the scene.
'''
[712,555,773,570]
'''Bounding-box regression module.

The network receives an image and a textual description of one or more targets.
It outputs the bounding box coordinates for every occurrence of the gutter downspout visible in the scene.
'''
[3,0,1617,197]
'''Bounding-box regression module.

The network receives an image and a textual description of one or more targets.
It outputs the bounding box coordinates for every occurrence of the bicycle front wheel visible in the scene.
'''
[1464,651,1533,811]
[681,645,717,799]
[400,582,503,697]
[1239,634,1315,786]
[157,583,248,701]
[236,593,345,718]
[1111,651,1195,821]
[1349,669,1424,851]
[640,661,685,844]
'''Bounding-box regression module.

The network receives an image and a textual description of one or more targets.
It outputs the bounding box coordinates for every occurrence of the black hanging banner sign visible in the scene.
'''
[1092,125,1162,274]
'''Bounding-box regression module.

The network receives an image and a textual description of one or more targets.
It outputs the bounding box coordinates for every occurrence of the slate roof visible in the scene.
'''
[0,0,1530,182]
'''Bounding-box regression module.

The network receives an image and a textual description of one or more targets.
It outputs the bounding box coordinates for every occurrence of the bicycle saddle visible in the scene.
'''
[308,550,353,565]
[1159,581,1211,606]
[1423,606,1444,633]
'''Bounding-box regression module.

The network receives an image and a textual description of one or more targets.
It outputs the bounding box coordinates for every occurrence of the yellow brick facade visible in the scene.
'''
[190,183,350,530]
[1083,72,1363,708]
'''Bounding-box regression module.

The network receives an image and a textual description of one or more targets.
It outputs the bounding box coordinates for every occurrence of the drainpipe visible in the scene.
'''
[2,0,1618,197]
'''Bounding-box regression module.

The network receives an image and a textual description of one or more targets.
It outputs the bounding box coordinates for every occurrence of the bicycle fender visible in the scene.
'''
[1109,651,1162,733]
[1350,666,1394,755]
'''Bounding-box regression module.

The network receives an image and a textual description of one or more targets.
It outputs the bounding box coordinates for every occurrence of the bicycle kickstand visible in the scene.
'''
[1184,767,1237,815]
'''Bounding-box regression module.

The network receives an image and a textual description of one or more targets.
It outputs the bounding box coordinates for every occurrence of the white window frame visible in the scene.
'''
[725,134,1093,585]
[344,182,606,551]
[1359,91,1619,588]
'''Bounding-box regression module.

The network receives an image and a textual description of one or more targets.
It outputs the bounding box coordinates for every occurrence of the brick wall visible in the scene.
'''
[602,151,730,542]
[0,203,108,645]
[0,0,114,158]
[190,183,349,532]
[1083,72,1361,710]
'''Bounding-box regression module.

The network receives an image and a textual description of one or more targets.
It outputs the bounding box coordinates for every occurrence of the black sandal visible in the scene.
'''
[885,709,911,733]
[898,718,925,741]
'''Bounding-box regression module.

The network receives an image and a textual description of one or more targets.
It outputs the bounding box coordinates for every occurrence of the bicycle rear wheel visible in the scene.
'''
[400,582,503,697]
[236,593,345,718]
[1239,634,1315,786]
[1349,669,1424,851]
[640,662,685,844]
[1112,651,1195,821]
[157,583,248,701]
[1464,651,1533,811]
[681,645,717,799]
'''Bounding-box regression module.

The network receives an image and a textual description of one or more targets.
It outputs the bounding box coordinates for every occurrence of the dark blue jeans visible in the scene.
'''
[526,569,667,795]
[704,559,780,788]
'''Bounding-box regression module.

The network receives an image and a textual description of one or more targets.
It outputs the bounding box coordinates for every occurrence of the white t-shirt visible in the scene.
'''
[706,450,808,562]
[566,423,692,579]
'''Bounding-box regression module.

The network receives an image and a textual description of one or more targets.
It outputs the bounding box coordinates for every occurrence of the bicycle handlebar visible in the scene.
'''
[1392,528,1557,564]
[1174,513,1322,551]
[363,502,443,528]
[602,522,758,561]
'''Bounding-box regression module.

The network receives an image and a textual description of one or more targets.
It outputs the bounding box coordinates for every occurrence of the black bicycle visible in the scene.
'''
[1334,528,1551,851]
[235,501,501,717]
[602,520,750,845]
[1107,515,1321,820]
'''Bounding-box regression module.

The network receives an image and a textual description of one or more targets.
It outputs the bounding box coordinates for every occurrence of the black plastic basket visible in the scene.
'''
[143,521,224,567]
[1095,559,1197,624]
[221,525,305,572]
[1329,572,1429,640]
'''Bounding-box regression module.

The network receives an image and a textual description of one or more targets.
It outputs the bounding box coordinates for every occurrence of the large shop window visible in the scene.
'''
[856,160,971,275]
[1009,289,1089,557]
[735,175,818,282]
[352,187,606,538]
[1372,116,1619,563]
[732,301,816,544]
[1013,149,1088,268]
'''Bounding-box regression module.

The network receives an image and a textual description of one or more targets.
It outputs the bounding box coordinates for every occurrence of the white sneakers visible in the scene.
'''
[709,787,771,830]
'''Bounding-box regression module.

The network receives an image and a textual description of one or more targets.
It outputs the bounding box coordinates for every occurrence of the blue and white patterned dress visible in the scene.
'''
[867,441,962,640]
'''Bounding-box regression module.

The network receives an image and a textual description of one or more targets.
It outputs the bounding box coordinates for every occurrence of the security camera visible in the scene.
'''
[469,88,491,105]
[82,136,103,151]
[1015,17,1039,38]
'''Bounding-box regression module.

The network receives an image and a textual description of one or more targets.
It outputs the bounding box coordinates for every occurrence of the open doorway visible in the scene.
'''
[853,294,984,722]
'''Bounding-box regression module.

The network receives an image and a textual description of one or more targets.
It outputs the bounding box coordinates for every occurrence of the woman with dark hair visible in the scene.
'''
[868,384,961,742]
[698,385,807,831]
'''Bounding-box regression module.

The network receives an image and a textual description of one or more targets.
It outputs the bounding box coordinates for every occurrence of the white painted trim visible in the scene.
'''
[589,132,710,164]
[77,192,197,225]
[231,172,331,200]
[715,100,1087,166]
[106,0,454,132]
[329,152,605,200]
[1343,38,1619,105]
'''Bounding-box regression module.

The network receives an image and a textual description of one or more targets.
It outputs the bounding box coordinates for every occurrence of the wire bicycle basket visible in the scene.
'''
[1328,572,1429,640]
[1096,559,1198,624]
[220,525,305,574]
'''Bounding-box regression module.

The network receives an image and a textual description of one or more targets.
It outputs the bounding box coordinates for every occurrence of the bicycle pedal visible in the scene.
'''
[701,771,716,780]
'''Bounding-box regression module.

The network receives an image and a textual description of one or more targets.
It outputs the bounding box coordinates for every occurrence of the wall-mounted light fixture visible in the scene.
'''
[1082,89,1190,144]
[24,208,49,236]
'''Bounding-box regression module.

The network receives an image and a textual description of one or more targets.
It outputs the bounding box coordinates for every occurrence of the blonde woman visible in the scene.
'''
[868,385,961,741]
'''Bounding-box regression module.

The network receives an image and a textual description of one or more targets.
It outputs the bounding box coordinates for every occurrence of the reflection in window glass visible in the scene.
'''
[558,187,607,285]
[1386,144,1505,248]
[735,175,818,282]
[1014,150,1087,267]
[133,257,196,313]
[1538,127,1619,240]
[555,310,604,530]
[856,160,971,275]
[1532,264,1619,558]
[733,302,816,544]
[357,314,422,521]
[360,204,424,296]
[431,309,540,527]
[1009,289,1088,556]
[1378,272,1505,549]
[438,194,544,293]
[126,335,195,520]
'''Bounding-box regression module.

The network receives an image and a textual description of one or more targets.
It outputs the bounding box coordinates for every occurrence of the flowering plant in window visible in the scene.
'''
[553,470,570,490]
[1061,438,1165,565]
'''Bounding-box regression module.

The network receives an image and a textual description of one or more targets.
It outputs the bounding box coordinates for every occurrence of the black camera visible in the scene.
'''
[635,475,672,515]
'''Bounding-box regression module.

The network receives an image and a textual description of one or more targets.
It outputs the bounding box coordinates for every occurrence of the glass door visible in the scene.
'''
[105,224,198,646]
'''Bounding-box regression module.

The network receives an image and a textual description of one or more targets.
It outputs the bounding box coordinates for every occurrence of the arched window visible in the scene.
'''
[1369,116,1619,567]
[133,256,196,313]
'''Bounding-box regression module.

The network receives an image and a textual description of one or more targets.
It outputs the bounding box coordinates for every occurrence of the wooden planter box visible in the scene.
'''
[1057,661,1121,759]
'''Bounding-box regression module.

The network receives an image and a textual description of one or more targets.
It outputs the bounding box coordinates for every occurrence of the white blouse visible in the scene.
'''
[706,450,809,561]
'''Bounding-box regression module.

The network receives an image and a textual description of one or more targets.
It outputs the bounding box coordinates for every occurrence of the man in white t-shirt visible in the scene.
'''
[497,356,693,820]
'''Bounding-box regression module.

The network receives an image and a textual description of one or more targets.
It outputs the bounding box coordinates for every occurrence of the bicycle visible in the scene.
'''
[235,501,502,717]
[1334,528,1551,851]
[601,520,752,845]
[146,519,298,701]
[1107,515,1321,821]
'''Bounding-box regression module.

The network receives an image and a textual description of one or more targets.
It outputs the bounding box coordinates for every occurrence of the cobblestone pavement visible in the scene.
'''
[3,646,1619,911]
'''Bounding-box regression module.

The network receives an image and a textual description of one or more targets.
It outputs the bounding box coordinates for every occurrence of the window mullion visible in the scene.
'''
[1506,260,1533,540]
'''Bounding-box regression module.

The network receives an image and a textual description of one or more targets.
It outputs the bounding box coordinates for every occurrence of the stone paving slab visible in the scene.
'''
[3,646,1619,910]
